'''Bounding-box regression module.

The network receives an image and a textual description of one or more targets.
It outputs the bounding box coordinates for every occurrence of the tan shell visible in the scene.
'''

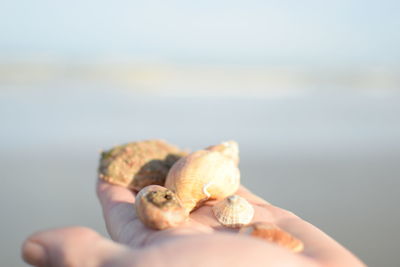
[98,139,186,191]
[165,145,240,213]
[239,222,304,252]
[206,140,239,165]
[212,195,254,228]
[135,185,187,230]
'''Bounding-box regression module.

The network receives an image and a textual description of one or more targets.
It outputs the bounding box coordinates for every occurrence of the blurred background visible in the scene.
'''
[1,0,399,266]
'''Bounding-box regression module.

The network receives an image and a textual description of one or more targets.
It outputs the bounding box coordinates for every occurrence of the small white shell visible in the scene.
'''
[212,195,254,228]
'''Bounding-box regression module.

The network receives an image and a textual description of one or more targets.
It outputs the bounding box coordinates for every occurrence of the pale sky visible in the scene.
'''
[1,0,399,66]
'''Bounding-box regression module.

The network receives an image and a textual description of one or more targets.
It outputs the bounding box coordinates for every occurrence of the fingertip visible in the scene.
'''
[21,227,117,267]
[97,181,136,211]
[22,239,48,267]
[96,179,110,199]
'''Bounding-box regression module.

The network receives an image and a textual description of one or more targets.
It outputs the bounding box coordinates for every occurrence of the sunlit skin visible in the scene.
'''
[22,181,366,267]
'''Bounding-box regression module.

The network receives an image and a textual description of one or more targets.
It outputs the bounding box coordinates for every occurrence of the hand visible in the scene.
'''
[22,181,365,267]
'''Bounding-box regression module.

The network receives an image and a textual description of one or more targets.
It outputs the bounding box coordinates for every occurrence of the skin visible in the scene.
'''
[22,181,366,267]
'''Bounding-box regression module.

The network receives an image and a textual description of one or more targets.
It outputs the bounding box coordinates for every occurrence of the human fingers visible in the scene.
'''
[233,186,366,266]
[96,180,155,246]
[96,181,210,248]
[272,215,366,266]
[148,233,319,267]
[21,227,134,267]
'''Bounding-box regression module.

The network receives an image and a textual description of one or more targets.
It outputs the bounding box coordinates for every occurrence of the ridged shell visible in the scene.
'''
[135,185,187,230]
[212,195,254,228]
[239,222,304,252]
[206,140,239,165]
[165,148,240,213]
[98,140,186,191]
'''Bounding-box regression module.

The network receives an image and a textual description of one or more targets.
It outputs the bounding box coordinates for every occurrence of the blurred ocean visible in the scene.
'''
[1,79,399,266]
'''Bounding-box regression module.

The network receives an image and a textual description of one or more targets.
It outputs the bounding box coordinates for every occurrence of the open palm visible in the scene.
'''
[22,181,365,267]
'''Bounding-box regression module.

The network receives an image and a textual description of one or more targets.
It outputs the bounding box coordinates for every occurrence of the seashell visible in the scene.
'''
[135,185,187,230]
[212,195,254,228]
[98,139,186,191]
[206,140,239,165]
[165,145,240,213]
[239,222,304,252]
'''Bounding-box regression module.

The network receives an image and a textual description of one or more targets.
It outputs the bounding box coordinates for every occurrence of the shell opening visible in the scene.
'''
[146,190,177,208]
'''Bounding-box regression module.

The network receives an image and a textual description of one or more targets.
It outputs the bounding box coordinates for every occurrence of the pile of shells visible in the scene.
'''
[98,139,304,253]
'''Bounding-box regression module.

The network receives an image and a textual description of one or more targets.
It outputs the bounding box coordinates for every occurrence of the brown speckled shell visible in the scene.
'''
[239,222,304,252]
[135,185,187,230]
[98,140,186,191]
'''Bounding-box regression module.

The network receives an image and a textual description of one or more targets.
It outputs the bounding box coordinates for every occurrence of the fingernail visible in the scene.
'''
[22,240,48,267]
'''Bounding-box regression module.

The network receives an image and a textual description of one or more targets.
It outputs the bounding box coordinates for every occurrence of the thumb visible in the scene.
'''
[21,226,131,267]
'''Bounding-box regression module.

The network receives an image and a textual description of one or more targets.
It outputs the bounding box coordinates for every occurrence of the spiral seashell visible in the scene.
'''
[98,139,186,191]
[135,185,187,230]
[239,222,304,252]
[212,195,254,228]
[206,140,239,165]
[165,144,240,213]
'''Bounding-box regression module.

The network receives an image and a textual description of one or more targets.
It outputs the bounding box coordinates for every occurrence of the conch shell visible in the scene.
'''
[135,185,187,230]
[98,140,186,191]
[205,140,239,165]
[239,222,304,252]
[165,143,240,213]
[212,195,254,228]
